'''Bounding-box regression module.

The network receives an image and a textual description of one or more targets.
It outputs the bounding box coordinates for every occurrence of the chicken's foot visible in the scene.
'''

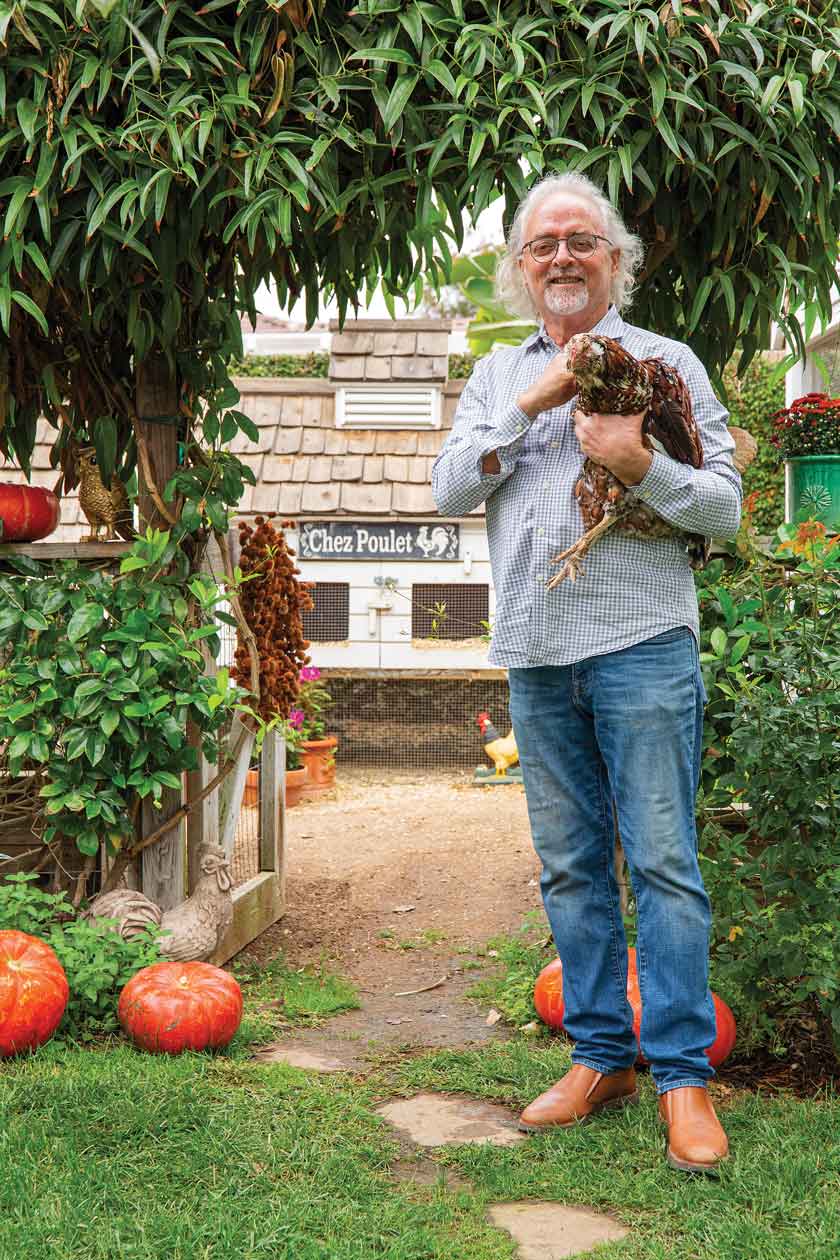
[547,514,618,588]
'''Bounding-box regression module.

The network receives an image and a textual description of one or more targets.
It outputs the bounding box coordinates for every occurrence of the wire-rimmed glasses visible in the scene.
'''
[521,232,613,262]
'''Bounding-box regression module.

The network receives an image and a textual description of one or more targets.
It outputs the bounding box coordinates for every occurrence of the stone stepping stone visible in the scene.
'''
[488,1202,630,1260]
[253,1043,353,1073]
[376,1092,527,1148]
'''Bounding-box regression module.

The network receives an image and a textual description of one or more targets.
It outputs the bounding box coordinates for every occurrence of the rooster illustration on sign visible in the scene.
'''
[415,525,456,558]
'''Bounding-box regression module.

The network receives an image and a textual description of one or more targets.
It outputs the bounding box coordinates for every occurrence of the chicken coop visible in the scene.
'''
[3,314,511,795]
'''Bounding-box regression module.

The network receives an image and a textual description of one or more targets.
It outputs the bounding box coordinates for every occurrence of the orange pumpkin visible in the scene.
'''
[118,961,243,1054]
[533,946,737,1068]
[0,483,60,542]
[0,930,69,1057]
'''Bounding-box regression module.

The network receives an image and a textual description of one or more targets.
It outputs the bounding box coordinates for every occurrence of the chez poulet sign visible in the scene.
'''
[299,521,459,561]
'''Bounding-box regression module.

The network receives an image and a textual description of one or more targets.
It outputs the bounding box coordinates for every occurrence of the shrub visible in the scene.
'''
[229,354,330,379]
[722,354,786,535]
[697,516,840,1056]
[0,533,240,863]
[0,874,162,1040]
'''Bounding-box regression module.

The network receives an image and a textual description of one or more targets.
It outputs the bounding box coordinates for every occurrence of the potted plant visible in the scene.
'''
[281,714,308,809]
[771,393,840,532]
[296,667,338,792]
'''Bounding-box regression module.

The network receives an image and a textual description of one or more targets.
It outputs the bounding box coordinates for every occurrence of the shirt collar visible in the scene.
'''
[524,305,628,352]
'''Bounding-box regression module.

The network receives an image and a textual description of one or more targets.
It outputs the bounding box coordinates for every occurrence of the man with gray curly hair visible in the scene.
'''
[432,172,741,1174]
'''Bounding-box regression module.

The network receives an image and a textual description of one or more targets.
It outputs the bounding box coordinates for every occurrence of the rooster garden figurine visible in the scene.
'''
[547,334,707,587]
[84,844,234,962]
[475,711,520,781]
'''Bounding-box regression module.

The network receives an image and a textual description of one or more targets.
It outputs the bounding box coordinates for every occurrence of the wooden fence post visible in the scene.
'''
[260,728,285,892]
[136,355,184,909]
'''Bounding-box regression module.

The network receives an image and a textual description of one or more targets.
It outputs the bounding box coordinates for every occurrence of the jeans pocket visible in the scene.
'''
[645,626,691,646]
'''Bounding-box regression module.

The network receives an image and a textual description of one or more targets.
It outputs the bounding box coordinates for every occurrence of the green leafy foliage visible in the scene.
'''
[697,517,840,1055]
[229,353,330,378]
[0,872,163,1038]
[722,354,786,534]
[295,667,332,740]
[0,530,241,858]
[465,913,554,1029]
[450,250,537,354]
[1,0,839,481]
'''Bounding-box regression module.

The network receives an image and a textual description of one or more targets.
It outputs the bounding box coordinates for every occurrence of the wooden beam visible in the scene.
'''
[209,871,285,965]
[136,354,183,906]
[0,542,132,560]
[136,355,180,533]
[186,720,219,893]
[219,717,255,860]
[259,729,286,881]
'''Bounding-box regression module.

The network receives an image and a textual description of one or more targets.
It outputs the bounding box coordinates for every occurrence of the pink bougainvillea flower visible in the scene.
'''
[288,708,305,729]
[300,666,321,681]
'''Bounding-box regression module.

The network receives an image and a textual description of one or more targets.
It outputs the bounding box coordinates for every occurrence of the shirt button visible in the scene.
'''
[536,574,544,583]
[550,440,560,448]
[542,482,550,491]
[537,527,545,535]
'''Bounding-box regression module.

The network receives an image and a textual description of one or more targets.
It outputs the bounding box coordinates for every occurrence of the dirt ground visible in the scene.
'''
[241,767,543,1061]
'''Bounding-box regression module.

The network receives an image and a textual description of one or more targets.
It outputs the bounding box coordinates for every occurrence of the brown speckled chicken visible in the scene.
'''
[547,334,706,587]
[77,448,135,542]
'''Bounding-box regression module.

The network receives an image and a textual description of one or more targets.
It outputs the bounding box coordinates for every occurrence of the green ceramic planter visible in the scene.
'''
[784,456,840,533]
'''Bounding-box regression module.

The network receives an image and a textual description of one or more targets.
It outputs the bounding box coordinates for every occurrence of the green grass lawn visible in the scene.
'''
[1,959,838,1260]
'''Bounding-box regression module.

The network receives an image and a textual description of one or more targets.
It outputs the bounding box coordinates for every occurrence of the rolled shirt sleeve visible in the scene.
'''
[431,356,533,517]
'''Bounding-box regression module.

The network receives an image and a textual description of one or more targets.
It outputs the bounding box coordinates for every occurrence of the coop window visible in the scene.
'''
[411,583,489,641]
[302,582,350,641]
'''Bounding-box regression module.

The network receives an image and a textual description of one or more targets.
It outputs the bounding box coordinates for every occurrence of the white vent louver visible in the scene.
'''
[336,385,441,429]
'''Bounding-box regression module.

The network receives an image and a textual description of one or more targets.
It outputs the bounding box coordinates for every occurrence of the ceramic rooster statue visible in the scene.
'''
[84,844,234,961]
[476,711,519,777]
[77,448,135,543]
[547,334,706,587]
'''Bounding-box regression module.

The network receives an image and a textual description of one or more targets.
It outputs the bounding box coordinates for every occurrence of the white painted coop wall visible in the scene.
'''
[288,519,494,671]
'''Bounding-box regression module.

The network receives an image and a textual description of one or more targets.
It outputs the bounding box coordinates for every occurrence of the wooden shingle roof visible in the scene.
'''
[232,377,472,518]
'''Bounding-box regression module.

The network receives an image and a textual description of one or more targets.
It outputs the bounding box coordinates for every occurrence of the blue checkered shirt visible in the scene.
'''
[432,306,742,667]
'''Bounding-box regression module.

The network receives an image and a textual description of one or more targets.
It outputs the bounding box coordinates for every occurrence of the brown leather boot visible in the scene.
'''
[659,1087,729,1173]
[518,1064,638,1133]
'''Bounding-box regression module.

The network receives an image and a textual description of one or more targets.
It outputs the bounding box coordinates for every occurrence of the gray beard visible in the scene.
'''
[542,277,589,315]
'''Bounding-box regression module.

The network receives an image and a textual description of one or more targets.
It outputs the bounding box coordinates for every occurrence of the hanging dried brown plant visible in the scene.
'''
[232,515,314,723]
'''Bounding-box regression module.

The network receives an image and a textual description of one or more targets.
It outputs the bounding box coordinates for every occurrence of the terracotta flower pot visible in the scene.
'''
[300,736,337,793]
[285,766,308,808]
[0,483,60,543]
[243,768,259,808]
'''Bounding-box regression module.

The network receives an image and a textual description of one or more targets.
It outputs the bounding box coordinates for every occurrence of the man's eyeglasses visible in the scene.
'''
[520,233,613,263]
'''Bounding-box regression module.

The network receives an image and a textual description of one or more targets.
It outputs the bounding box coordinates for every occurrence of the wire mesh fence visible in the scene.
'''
[326,674,511,770]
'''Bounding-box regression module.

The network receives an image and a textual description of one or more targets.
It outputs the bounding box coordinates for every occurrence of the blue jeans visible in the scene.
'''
[508,627,716,1094]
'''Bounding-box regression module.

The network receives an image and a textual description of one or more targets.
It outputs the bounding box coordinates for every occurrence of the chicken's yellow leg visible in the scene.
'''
[547,514,618,587]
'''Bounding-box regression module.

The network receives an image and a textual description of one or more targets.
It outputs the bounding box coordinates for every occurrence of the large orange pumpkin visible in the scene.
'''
[118,961,243,1054]
[0,930,69,1057]
[0,483,60,542]
[533,946,737,1068]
